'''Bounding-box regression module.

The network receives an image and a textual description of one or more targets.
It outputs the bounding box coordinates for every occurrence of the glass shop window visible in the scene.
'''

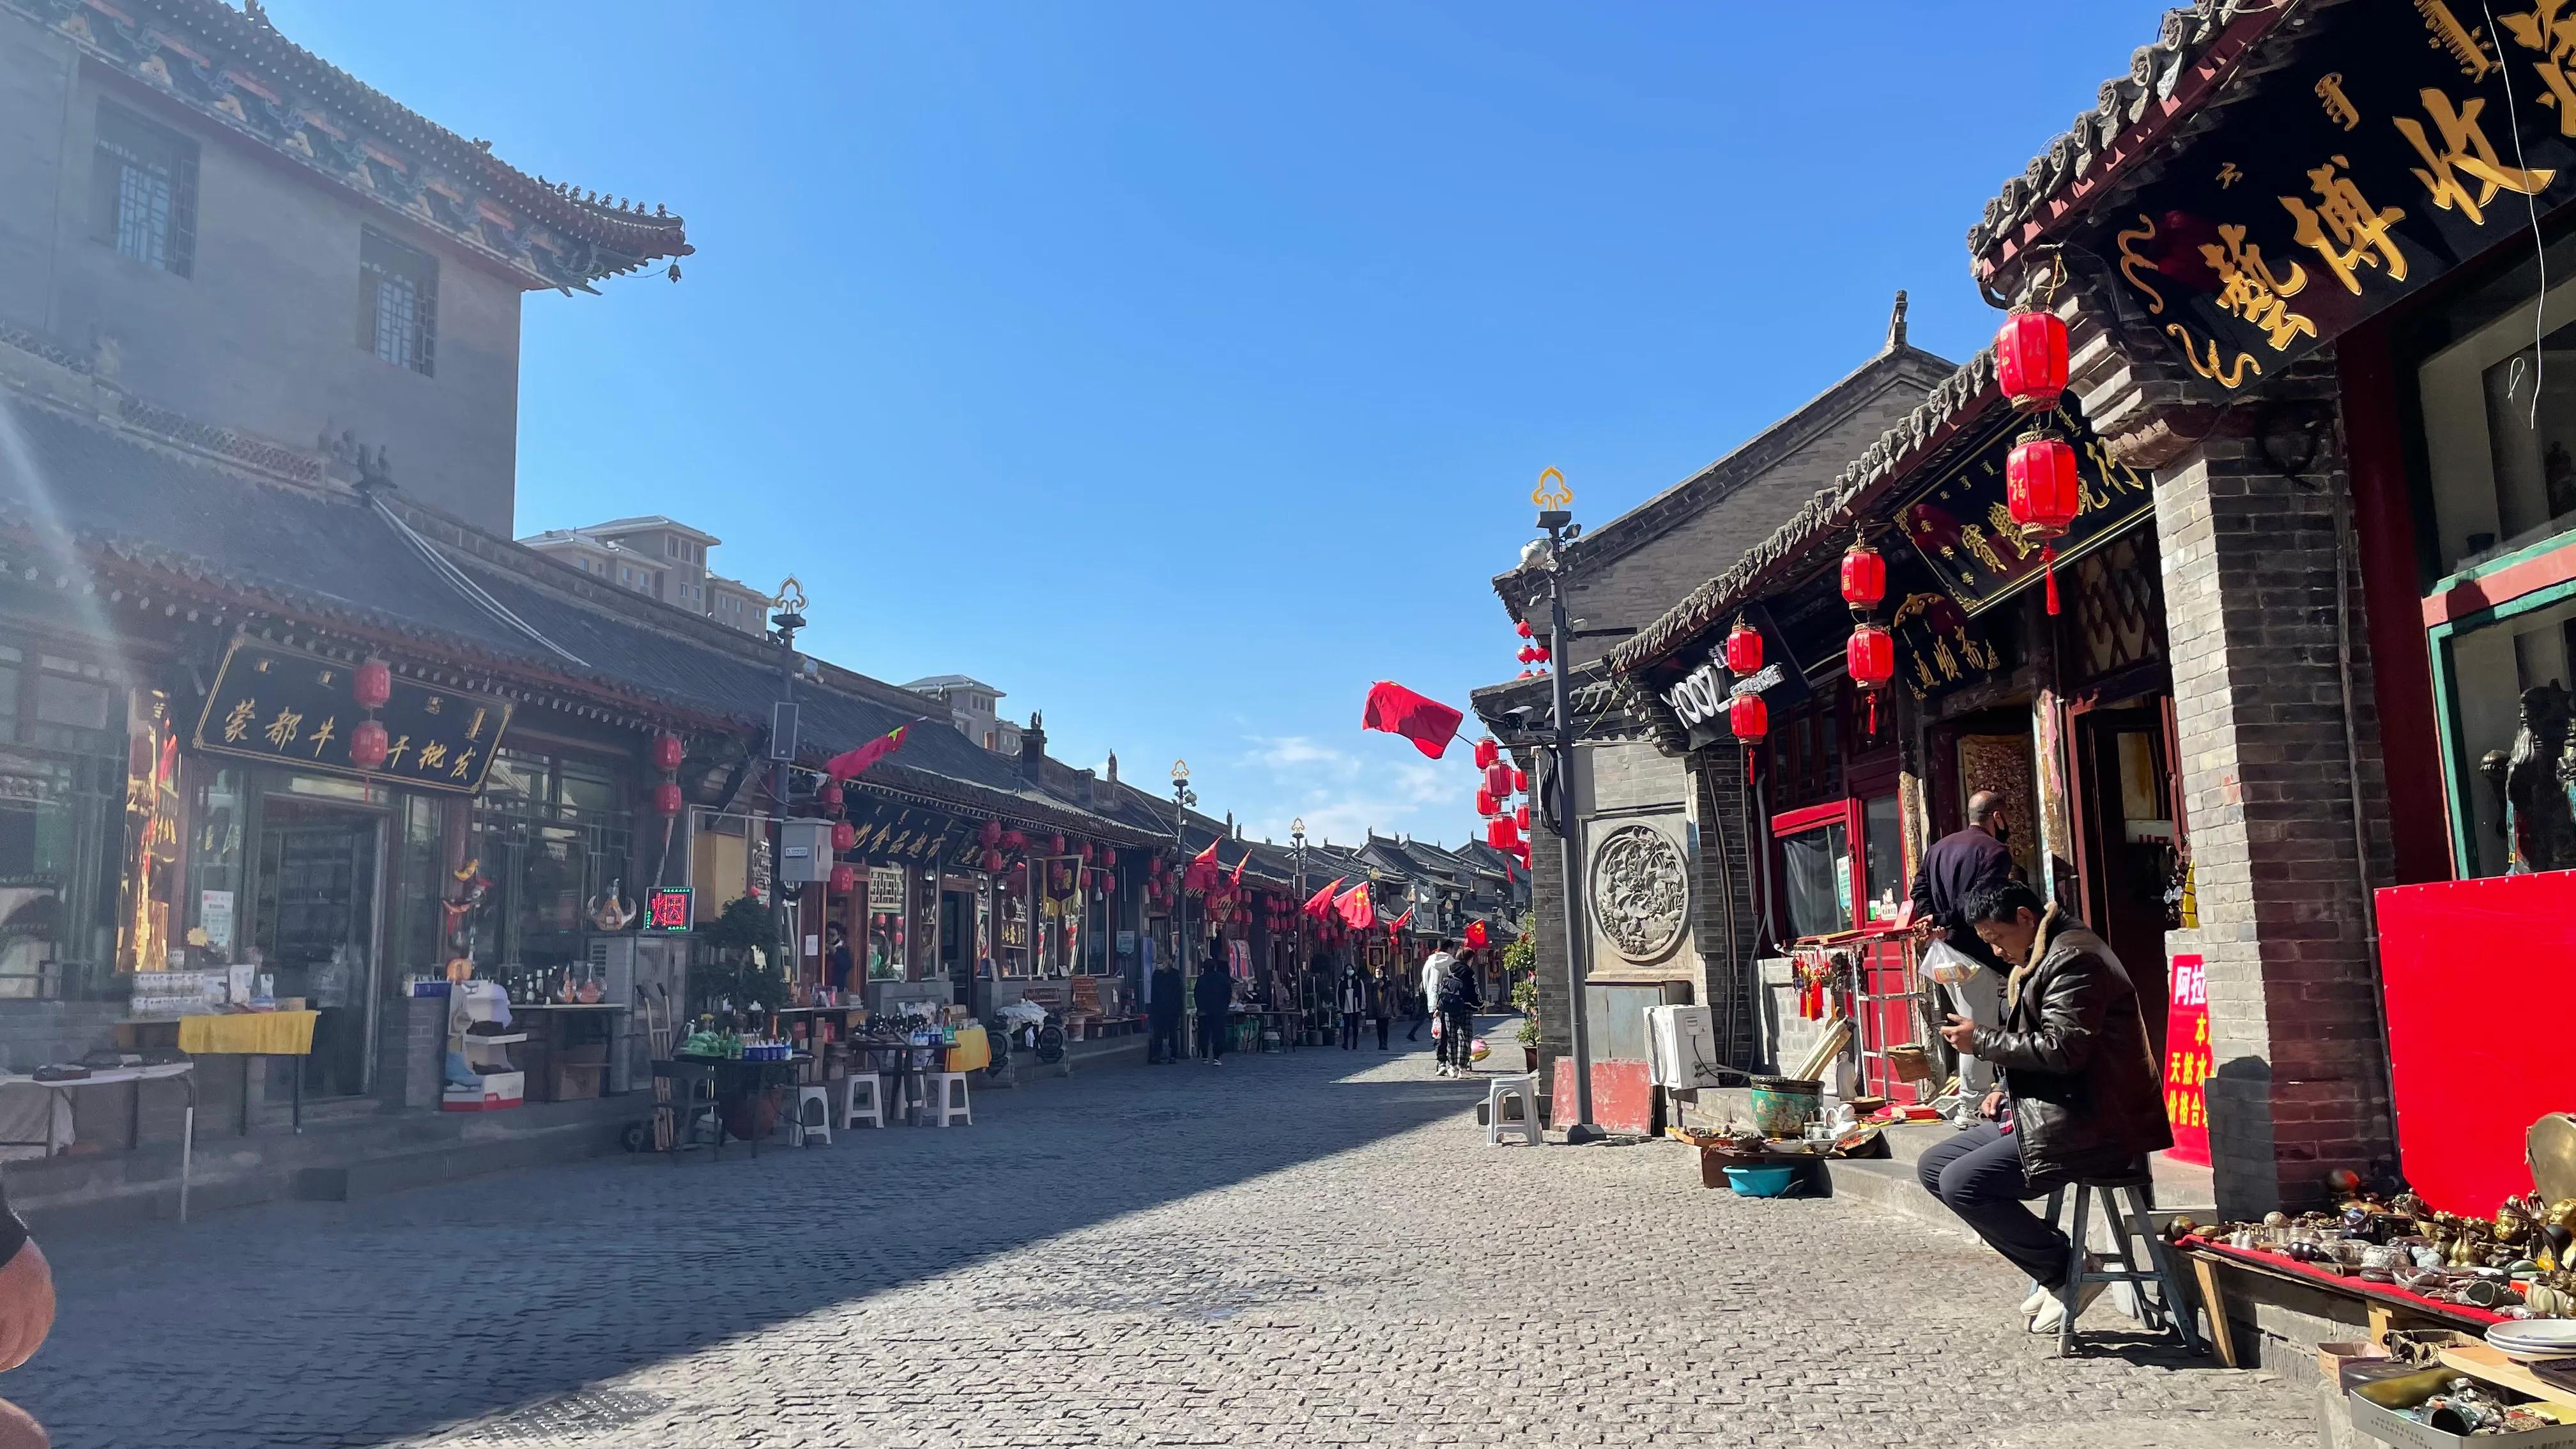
[468,747,633,973]
[0,749,124,1000]
[2437,597,2576,878]
[2414,247,2576,576]
[1861,795,1903,924]
[358,227,438,376]
[1777,820,1851,940]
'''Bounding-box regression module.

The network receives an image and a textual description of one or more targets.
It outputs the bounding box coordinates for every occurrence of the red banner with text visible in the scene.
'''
[2163,953,2211,1166]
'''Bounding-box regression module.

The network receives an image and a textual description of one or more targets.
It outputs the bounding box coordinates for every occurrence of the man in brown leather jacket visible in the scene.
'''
[1923,880,2171,1333]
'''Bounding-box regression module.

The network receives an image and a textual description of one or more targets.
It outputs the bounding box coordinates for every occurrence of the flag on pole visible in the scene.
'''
[824,722,914,780]
[1304,877,1347,919]
[1390,905,1415,933]
[1191,835,1222,870]
[1229,849,1248,889]
[1335,881,1373,930]
[1361,681,1464,759]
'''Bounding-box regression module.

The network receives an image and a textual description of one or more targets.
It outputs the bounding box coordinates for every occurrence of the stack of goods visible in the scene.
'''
[2180,1175,2576,1319]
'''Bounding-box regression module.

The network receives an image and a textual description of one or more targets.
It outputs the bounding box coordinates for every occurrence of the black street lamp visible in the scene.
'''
[1527,471,1603,1145]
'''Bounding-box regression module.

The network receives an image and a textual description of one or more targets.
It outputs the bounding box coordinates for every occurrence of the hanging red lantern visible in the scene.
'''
[982,848,1006,873]
[1485,818,1510,848]
[1001,829,1027,851]
[349,719,390,771]
[818,778,843,811]
[1729,693,1768,742]
[1150,856,1165,877]
[1475,788,1498,817]
[1531,644,1551,664]
[1517,644,1538,664]
[1048,834,1066,857]
[1724,619,1763,675]
[650,732,685,772]
[830,863,857,895]
[1473,738,1498,770]
[353,656,392,711]
[1101,848,1117,868]
[979,820,1003,848]
[1484,763,1512,797]
[1995,309,2071,413]
[650,781,684,817]
[1512,768,1528,792]
[2006,432,2083,614]
[1515,619,1533,639]
[1846,623,1895,690]
[1079,841,1094,863]
[831,820,858,854]
[1839,537,1885,610]
[1515,802,1530,832]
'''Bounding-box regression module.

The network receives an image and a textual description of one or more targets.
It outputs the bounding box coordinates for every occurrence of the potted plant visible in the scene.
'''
[1504,932,1540,1071]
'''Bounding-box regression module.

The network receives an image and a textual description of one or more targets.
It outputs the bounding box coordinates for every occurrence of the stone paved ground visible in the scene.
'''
[9,1020,2317,1448]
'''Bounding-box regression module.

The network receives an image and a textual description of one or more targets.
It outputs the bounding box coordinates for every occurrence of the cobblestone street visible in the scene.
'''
[13,1027,2314,1448]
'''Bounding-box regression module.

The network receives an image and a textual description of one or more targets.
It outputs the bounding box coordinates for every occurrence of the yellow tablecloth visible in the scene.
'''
[178,1010,319,1056]
[944,1023,990,1073]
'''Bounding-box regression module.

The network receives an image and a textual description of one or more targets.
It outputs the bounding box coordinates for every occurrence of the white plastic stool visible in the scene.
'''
[1485,1072,1540,1146]
[920,1071,973,1127]
[792,1085,832,1146]
[841,1072,887,1130]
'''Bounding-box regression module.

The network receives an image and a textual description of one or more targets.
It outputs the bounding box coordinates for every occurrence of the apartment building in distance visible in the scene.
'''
[519,514,774,634]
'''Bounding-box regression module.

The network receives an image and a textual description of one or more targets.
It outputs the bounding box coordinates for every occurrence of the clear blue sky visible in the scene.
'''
[272,1,2170,850]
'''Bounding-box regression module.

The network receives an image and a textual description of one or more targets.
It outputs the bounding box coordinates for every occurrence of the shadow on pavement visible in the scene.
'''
[11,1022,1512,1448]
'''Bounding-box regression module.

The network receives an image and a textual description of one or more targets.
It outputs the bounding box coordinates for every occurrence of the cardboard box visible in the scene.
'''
[2346,1393,2576,1448]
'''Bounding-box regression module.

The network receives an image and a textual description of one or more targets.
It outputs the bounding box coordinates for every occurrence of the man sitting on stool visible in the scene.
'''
[1922,880,2172,1334]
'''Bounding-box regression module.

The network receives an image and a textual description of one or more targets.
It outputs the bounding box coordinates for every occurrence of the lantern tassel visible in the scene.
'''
[2041,543,2060,616]
[1866,688,1878,736]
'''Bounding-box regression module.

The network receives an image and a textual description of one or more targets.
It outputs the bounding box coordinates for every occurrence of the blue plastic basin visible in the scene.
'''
[1723,1165,1797,1197]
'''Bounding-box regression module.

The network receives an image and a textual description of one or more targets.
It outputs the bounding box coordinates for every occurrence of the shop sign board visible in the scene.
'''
[836,797,970,868]
[1645,601,1809,753]
[2079,4,2576,392]
[192,639,511,793]
[867,866,905,909]
[1894,410,2153,616]
[2163,953,2212,1167]
[643,886,694,934]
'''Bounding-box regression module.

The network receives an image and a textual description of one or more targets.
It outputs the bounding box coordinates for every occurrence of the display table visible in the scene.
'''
[177,1010,318,1133]
[508,1002,627,1102]
[2181,1238,2510,1368]
[653,1055,804,1160]
[0,1063,197,1220]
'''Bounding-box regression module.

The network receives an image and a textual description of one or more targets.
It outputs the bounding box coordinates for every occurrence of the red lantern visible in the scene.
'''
[830,863,856,894]
[651,732,685,772]
[1475,788,1498,817]
[1995,309,2071,413]
[1079,842,1094,863]
[349,719,389,771]
[1846,623,1895,690]
[1512,768,1528,792]
[1515,802,1529,832]
[1839,538,1885,610]
[1531,645,1551,664]
[1515,619,1533,639]
[1101,848,1117,868]
[650,781,684,817]
[831,820,857,854]
[1048,834,1066,857]
[1001,829,1027,852]
[818,778,843,811]
[1729,693,1768,742]
[353,657,392,711]
[1724,620,1763,675]
[1484,763,1512,797]
[982,849,1005,873]
[979,820,1003,848]
[1473,738,1498,770]
[2006,432,2083,614]
[1517,645,1538,664]
[1485,818,1510,848]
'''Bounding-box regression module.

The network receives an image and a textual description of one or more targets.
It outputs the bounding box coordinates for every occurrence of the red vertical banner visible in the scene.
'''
[2163,953,2211,1165]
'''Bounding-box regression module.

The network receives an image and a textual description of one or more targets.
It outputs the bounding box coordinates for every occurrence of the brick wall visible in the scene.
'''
[2146,360,2398,1215]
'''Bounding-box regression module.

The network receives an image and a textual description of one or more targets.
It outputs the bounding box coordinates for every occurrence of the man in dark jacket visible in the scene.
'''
[1924,880,2172,1333]
[1909,792,2020,1092]
[1193,950,1234,1065]
[1434,950,1482,1078]
[1147,955,1185,1064]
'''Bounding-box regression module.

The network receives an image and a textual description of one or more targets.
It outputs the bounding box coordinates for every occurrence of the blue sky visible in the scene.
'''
[272,1,2172,850]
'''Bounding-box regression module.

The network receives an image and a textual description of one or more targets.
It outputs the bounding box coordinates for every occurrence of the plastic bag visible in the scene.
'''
[1470,1037,1491,1063]
[1922,938,1981,986]
[1430,1016,1442,1039]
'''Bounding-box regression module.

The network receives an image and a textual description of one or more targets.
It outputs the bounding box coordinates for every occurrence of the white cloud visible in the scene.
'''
[1235,733,1480,851]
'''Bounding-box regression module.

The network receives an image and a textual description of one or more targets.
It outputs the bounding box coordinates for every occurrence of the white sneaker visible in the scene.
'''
[2030,1260,2110,1335]
[2020,1284,2053,1320]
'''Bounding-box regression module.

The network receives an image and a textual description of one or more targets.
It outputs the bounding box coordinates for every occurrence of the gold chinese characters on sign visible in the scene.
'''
[191,640,511,795]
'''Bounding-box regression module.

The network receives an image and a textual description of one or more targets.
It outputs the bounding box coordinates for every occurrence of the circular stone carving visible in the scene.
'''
[1590,823,1689,963]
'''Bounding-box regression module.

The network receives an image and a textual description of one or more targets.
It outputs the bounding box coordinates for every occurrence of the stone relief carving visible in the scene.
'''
[1589,822,1689,963]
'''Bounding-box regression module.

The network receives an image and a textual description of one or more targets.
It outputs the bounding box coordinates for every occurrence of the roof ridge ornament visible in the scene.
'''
[1887,290,1909,352]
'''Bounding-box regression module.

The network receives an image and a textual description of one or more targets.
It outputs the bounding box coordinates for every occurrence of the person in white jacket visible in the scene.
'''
[1420,944,1457,1075]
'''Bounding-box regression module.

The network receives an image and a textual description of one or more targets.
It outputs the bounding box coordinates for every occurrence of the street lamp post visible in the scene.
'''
[1170,760,1197,1041]
[1290,817,1307,1031]
[1530,471,1603,1145]
[769,578,809,989]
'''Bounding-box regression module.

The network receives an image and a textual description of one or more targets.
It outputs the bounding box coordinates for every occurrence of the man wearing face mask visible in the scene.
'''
[1909,792,2021,1092]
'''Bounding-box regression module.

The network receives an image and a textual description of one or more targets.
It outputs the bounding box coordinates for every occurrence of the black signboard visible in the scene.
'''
[643,886,694,933]
[191,639,512,793]
[1894,409,2154,615]
[1644,599,1813,753]
[2086,3,2576,390]
[836,795,970,869]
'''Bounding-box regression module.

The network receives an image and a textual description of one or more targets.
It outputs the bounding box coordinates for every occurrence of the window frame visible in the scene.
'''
[357,227,439,376]
[93,102,197,278]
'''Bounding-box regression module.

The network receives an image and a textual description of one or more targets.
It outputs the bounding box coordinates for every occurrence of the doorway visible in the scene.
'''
[940,889,970,1006]
[252,795,383,1100]
[2072,705,2179,1057]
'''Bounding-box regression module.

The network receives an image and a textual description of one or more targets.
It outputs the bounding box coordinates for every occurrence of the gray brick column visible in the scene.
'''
[2115,351,2398,1215]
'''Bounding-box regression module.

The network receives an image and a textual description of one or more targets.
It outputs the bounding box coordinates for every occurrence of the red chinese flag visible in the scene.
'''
[1229,850,1248,889]
[1361,682,1463,759]
[1465,920,1489,951]
[1390,906,1414,933]
[825,723,912,780]
[1192,836,1222,870]
[1335,882,1372,929]
[1304,877,1347,920]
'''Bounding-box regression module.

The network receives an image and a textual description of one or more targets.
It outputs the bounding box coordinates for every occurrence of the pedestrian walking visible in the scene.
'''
[1367,966,1393,1048]
[1195,949,1234,1065]
[1338,968,1364,1050]
[1923,880,2171,1335]
[1147,954,1184,1065]
[1428,940,1481,1078]
[1403,975,1429,1042]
